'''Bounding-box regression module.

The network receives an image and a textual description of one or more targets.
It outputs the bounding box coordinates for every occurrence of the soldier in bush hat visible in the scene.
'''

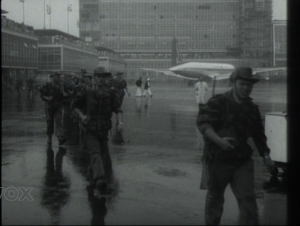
[230,66,260,84]
[72,66,123,196]
[197,67,276,225]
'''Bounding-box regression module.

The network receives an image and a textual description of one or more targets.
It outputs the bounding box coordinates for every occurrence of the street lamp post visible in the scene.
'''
[19,0,25,24]
[47,5,52,29]
[44,0,45,29]
[67,4,72,34]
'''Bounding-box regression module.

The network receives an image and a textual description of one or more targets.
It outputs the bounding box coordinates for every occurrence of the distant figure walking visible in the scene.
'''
[27,76,35,97]
[143,78,152,97]
[15,76,23,97]
[195,76,208,109]
[135,77,143,97]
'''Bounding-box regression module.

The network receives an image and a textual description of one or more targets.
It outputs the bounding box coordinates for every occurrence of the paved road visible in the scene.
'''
[1,81,287,225]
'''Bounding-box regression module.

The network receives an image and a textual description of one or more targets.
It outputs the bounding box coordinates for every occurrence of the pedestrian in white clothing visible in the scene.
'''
[143,78,152,97]
[195,76,208,108]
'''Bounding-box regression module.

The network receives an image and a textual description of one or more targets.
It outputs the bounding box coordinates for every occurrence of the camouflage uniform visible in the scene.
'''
[63,74,81,143]
[197,89,270,225]
[77,74,94,149]
[72,75,122,187]
[40,74,67,144]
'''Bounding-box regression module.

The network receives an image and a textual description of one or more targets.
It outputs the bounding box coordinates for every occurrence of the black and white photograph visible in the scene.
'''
[1,0,288,225]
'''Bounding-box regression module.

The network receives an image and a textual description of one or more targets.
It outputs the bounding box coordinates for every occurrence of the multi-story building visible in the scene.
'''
[79,0,273,78]
[1,9,38,89]
[272,20,287,67]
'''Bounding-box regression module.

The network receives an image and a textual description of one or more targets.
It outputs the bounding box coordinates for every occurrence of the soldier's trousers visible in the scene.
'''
[142,88,152,96]
[45,103,65,140]
[205,158,259,225]
[86,131,112,185]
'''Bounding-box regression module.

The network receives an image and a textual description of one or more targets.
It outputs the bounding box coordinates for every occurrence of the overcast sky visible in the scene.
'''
[2,0,287,38]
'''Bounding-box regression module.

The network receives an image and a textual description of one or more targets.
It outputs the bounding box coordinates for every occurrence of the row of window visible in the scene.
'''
[244,0,269,9]
[38,47,62,70]
[104,60,126,73]
[98,33,238,41]
[82,2,238,12]
[81,13,238,22]
[128,61,170,69]
[2,33,38,68]
[63,49,98,72]
[121,52,234,60]
[244,21,269,29]
[274,43,287,53]
[274,26,287,43]
[80,22,237,31]
[38,47,98,72]
[100,41,237,51]
[243,41,270,47]
[2,58,38,68]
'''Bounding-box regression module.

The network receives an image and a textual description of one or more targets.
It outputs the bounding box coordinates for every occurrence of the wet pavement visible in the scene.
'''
[1,81,287,225]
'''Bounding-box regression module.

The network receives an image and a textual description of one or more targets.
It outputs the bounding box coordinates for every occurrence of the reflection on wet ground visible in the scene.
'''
[1,82,287,225]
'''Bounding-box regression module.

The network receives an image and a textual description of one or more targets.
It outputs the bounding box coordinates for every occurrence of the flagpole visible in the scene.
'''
[23,2,25,24]
[43,0,45,29]
[67,4,72,34]
[20,0,25,24]
[47,4,52,29]
[67,9,69,33]
[50,0,52,29]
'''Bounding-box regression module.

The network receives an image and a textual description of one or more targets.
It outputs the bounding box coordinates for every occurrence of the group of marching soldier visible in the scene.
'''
[39,67,129,196]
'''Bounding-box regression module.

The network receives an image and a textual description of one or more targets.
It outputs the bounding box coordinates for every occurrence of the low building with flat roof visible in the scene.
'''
[34,29,98,75]
[1,10,38,91]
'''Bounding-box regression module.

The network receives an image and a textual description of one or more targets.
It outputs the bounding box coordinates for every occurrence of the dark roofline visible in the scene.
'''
[94,46,115,53]
[2,9,9,14]
[34,29,82,41]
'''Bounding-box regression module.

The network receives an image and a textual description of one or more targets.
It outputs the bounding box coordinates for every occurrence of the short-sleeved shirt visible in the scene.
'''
[197,89,270,160]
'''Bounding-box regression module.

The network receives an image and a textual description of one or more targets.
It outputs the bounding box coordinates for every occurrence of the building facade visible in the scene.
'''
[272,20,287,67]
[79,0,273,78]
[1,13,38,89]
[35,29,99,75]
